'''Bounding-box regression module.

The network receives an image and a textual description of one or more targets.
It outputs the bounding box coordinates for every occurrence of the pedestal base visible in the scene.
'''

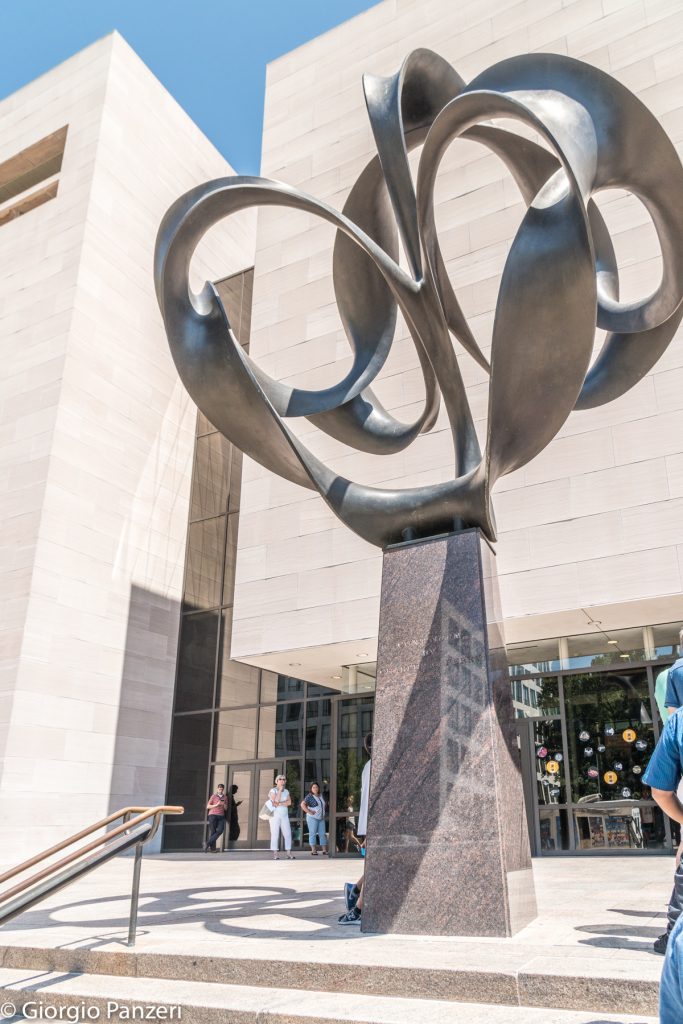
[361,529,537,936]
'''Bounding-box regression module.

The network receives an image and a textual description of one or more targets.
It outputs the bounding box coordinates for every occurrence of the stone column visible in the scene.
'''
[361,528,537,936]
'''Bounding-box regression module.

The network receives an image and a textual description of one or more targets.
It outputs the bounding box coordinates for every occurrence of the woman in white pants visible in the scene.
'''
[269,774,294,860]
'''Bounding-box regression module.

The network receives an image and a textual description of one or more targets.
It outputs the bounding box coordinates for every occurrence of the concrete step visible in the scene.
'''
[0,943,660,1018]
[0,968,660,1024]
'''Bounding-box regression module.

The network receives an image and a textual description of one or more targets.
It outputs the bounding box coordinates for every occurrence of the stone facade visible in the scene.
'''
[0,33,255,858]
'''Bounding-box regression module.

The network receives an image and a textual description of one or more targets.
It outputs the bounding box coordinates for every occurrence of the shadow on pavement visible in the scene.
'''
[0,885,357,943]
[576,920,661,954]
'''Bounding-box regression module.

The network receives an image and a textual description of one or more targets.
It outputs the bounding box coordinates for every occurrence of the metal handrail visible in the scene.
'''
[0,805,183,946]
[0,806,167,886]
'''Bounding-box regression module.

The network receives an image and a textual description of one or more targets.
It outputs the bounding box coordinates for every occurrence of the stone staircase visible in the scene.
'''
[0,945,659,1023]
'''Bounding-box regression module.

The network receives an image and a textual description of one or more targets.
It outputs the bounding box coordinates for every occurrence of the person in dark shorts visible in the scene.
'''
[204,783,228,852]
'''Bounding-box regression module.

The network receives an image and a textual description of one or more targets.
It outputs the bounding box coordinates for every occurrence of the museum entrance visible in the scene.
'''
[517,666,671,854]
[212,760,282,850]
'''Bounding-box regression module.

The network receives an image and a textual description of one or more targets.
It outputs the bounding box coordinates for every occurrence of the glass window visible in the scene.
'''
[573,804,666,851]
[336,813,363,854]
[304,697,332,791]
[213,708,257,762]
[336,697,373,813]
[508,639,560,675]
[531,719,566,805]
[565,628,645,669]
[305,760,331,804]
[277,676,305,700]
[307,683,340,698]
[653,622,683,661]
[563,669,656,804]
[163,824,207,850]
[166,712,212,819]
[285,759,302,808]
[174,612,218,712]
[216,610,260,707]
[190,433,231,520]
[539,807,569,852]
[275,702,303,756]
[183,517,225,612]
[511,676,560,718]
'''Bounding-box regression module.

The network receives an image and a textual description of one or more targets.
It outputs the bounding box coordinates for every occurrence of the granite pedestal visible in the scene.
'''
[361,529,537,936]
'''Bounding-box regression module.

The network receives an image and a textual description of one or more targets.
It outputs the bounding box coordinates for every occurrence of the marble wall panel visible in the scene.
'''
[233,0,683,669]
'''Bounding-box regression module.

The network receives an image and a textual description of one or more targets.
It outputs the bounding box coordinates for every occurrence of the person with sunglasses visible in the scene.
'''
[268,773,295,860]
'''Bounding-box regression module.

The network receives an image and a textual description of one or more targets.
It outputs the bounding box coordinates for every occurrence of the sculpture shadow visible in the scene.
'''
[0,885,354,943]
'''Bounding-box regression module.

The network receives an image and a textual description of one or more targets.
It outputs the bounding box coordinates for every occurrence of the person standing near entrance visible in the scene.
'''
[204,783,227,852]
[301,782,328,855]
[269,774,295,860]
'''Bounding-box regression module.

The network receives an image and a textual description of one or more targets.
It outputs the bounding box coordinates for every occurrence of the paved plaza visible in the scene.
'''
[0,852,672,1021]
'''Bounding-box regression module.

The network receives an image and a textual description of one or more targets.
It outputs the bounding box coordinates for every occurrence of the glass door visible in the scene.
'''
[562,669,668,851]
[223,760,304,848]
[520,716,571,853]
[226,761,282,849]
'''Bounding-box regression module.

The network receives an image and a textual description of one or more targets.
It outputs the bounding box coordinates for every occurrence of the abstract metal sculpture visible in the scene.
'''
[155,50,683,549]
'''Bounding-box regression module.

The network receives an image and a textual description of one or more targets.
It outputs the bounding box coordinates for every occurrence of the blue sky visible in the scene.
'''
[0,0,380,174]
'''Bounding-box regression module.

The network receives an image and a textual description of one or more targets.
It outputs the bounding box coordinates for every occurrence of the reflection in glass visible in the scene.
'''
[539,807,569,851]
[653,621,683,661]
[336,815,363,855]
[511,676,560,718]
[532,719,566,804]
[228,768,252,849]
[573,803,666,850]
[565,628,645,669]
[564,670,655,803]
[190,433,231,521]
[183,518,225,611]
[336,697,373,814]
[174,612,218,712]
[304,698,332,808]
[216,610,260,707]
[166,712,212,819]
[278,676,305,700]
[213,708,257,762]
[275,702,304,756]
[163,824,206,850]
[257,766,278,842]
[285,758,302,837]
[508,639,560,675]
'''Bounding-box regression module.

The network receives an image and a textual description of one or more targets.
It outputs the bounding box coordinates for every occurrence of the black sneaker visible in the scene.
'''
[654,933,669,955]
[338,906,361,925]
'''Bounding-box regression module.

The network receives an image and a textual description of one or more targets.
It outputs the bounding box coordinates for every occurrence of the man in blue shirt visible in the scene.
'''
[664,631,683,710]
[644,709,683,969]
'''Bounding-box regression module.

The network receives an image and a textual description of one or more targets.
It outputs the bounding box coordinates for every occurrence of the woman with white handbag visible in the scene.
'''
[266,773,295,860]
